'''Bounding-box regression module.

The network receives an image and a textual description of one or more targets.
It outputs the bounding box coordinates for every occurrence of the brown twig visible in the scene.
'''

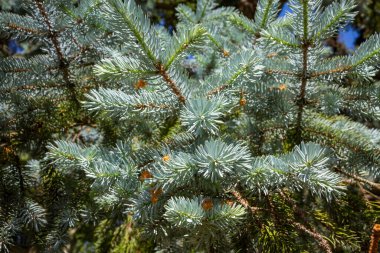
[310,65,352,78]
[278,190,333,253]
[7,23,45,35]
[230,190,260,214]
[158,63,186,104]
[207,84,228,96]
[333,167,380,192]
[291,221,332,253]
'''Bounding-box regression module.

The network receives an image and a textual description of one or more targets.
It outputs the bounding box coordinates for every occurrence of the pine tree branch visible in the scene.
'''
[278,190,333,253]
[1,12,46,35]
[230,190,260,214]
[311,34,380,78]
[259,0,274,30]
[304,113,380,165]
[176,4,196,23]
[207,84,227,96]
[229,189,263,229]
[295,42,309,144]
[207,54,259,96]
[199,0,211,21]
[228,13,256,35]
[205,32,230,57]
[291,221,333,253]
[294,0,311,144]
[310,65,352,78]
[34,0,79,106]
[265,68,298,76]
[158,64,186,104]
[232,189,332,252]
[333,167,380,191]
[106,0,158,64]
[165,25,208,69]
[7,23,44,35]
[1,83,95,93]
[357,183,380,201]
[310,0,356,43]
[261,32,300,48]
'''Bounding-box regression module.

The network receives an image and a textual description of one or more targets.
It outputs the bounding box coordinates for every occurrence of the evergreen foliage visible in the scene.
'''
[1,0,380,252]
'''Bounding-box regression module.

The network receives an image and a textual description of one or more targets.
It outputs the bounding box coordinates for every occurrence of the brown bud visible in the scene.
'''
[239,98,247,106]
[279,84,286,91]
[4,146,13,155]
[223,50,230,57]
[150,187,163,196]
[225,199,235,207]
[201,198,213,211]
[162,155,170,162]
[151,195,159,204]
[139,170,153,181]
[134,79,147,90]
[150,187,163,204]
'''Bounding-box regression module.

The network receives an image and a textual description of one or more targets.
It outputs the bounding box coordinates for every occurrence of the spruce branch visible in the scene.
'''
[260,29,300,48]
[304,112,380,165]
[230,190,260,214]
[158,64,187,104]
[349,33,380,68]
[8,0,380,251]
[278,190,333,253]
[181,97,227,136]
[294,0,312,145]
[311,34,380,78]
[333,167,380,192]
[207,52,262,96]
[0,13,46,35]
[176,0,232,55]
[310,0,356,42]
[84,88,174,119]
[94,57,158,81]
[103,0,159,63]
[165,25,207,69]
[228,13,256,35]
[205,32,230,56]
[255,0,279,30]
[196,0,215,22]
[176,4,196,24]
[34,0,79,106]
[291,221,333,253]
[97,0,188,103]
